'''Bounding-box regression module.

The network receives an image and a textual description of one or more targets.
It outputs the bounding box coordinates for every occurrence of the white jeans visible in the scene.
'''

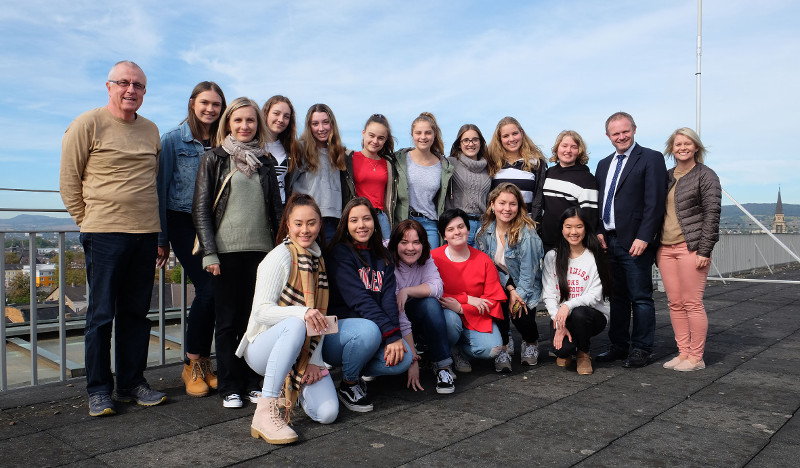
[244,317,338,424]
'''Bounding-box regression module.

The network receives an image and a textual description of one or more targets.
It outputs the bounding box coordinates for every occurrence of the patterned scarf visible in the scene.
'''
[222,134,264,177]
[279,237,329,421]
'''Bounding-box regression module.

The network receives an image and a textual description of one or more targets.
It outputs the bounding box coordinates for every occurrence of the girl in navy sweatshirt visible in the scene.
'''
[323,197,412,412]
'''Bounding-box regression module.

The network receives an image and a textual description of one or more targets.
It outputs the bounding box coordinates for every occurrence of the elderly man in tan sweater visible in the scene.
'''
[60,60,166,417]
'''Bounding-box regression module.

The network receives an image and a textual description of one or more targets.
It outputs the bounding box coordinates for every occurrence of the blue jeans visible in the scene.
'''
[166,210,215,358]
[321,318,412,381]
[409,215,440,249]
[606,234,656,353]
[466,214,481,247]
[376,211,392,241]
[323,217,339,244]
[81,232,157,395]
[404,297,453,369]
[443,308,503,360]
[244,317,338,424]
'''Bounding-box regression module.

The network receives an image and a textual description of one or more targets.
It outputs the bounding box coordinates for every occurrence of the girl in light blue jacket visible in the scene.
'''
[475,183,544,371]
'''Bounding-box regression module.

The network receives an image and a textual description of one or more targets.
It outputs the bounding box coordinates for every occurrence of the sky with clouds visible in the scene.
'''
[0,0,797,218]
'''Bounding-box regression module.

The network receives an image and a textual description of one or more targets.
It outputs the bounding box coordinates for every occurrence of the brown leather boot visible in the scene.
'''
[556,356,573,368]
[182,359,210,397]
[199,357,218,390]
[576,351,593,375]
[251,397,298,445]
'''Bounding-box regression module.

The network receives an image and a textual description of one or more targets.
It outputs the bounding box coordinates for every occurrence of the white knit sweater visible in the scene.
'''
[542,249,610,322]
[235,242,325,366]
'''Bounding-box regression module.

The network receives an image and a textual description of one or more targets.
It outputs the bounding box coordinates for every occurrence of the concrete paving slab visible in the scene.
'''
[0,430,88,467]
[0,409,39,440]
[402,420,590,467]
[576,442,711,468]
[434,385,550,421]
[46,406,194,457]
[656,399,791,438]
[561,382,685,418]
[718,369,800,393]
[362,405,502,449]
[95,417,274,467]
[691,381,800,415]
[3,395,93,431]
[609,420,766,466]
[275,425,434,466]
[745,442,800,467]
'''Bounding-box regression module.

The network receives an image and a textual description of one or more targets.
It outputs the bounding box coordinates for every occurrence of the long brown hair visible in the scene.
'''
[275,193,324,249]
[295,103,346,172]
[411,112,444,156]
[329,197,391,265]
[184,81,226,147]
[262,95,298,162]
[481,183,536,246]
[486,116,546,177]
[555,207,611,302]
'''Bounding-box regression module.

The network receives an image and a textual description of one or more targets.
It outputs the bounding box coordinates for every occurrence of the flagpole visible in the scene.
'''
[696,0,702,135]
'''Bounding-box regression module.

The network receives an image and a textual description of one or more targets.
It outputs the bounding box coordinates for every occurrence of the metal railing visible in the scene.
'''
[2,226,190,391]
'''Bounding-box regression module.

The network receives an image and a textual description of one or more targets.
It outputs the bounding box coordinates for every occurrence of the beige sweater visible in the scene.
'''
[60,107,161,233]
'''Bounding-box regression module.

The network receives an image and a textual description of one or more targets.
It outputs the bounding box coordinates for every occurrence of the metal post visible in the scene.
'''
[696,0,703,135]
[28,232,38,385]
[710,259,726,284]
[1,232,7,391]
[754,243,773,274]
[158,266,165,365]
[58,232,67,381]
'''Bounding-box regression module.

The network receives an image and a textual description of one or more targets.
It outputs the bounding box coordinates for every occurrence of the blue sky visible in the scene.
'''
[0,0,797,218]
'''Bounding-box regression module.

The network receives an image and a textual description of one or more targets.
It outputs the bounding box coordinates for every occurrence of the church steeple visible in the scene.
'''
[772,187,786,234]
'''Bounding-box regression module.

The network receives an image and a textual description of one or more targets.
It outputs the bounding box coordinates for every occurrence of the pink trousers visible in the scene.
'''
[657,242,710,359]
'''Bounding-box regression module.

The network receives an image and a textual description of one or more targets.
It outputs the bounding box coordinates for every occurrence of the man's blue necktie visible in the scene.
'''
[602,154,626,225]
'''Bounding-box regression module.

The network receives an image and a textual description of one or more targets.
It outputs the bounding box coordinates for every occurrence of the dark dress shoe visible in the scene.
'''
[595,348,628,363]
[623,349,651,368]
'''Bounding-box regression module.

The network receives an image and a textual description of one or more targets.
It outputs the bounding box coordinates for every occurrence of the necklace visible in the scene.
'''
[363,153,382,171]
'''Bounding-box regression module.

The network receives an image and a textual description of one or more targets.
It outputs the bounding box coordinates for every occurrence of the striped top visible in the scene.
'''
[491,159,546,222]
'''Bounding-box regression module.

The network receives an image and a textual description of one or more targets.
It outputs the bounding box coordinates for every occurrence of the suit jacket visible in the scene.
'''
[595,142,667,251]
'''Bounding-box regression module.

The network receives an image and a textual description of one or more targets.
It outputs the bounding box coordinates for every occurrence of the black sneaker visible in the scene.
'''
[435,368,455,394]
[338,379,373,412]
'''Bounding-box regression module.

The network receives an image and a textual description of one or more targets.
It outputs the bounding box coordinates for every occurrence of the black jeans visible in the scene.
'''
[497,289,540,345]
[552,306,608,356]
[81,232,157,395]
[213,251,266,398]
[166,210,215,358]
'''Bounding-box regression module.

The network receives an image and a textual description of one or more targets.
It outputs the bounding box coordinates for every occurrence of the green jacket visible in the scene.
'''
[344,150,399,225]
[392,147,454,224]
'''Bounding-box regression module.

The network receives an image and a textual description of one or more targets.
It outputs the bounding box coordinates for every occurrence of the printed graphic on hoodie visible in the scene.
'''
[358,267,384,292]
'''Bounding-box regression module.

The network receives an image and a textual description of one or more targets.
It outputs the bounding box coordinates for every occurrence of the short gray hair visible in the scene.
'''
[107,60,146,85]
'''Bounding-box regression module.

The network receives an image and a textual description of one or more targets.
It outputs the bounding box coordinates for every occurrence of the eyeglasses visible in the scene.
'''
[108,80,146,91]
[460,137,480,146]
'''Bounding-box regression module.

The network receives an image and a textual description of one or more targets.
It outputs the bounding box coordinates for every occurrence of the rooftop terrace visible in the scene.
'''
[1,268,798,467]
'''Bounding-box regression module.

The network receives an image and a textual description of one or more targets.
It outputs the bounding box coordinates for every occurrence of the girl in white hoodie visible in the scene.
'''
[542,206,612,375]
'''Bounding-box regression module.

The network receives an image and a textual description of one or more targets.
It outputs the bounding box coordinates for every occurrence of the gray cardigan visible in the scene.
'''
[669,162,721,257]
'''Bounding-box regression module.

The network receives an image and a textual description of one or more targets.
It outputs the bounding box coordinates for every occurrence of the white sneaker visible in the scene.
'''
[506,335,515,356]
[223,393,243,408]
[495,350,512,373]
[520,340,539,366]
[248,390,262,404]
[451,347,472,373]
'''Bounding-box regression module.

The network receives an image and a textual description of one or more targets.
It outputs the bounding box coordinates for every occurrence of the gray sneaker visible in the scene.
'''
[495,350,512,373]
[451,347,472,373]
[113,384,167,406]
[88,392,116,417]
[520,340,539,366]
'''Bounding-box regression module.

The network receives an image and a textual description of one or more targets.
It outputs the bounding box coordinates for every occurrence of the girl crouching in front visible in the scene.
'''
[237,193,338,444]
[323,197,412,412]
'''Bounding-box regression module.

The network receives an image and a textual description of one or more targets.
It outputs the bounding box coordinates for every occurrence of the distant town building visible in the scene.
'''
[22,264,56,288]
[772,188,787,234]
[4,264,24,288]
[45,285,88,315]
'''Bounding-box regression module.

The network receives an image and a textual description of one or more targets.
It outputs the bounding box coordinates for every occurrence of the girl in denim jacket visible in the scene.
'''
[476,183,544,371]
[156,81,226,397]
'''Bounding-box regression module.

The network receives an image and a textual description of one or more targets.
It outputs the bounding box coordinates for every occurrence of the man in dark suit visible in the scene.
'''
[594,112,667,368]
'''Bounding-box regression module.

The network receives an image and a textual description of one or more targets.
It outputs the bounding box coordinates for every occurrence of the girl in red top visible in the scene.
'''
[431,208,506,374]
[346,114,397,240]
